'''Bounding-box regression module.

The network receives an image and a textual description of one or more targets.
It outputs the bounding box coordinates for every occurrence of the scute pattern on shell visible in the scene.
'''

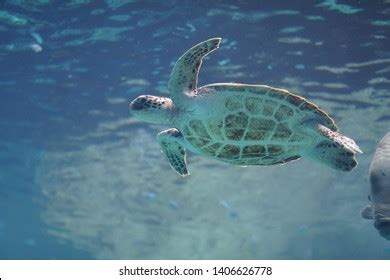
[181,84,337,166]
[206,84,337,131]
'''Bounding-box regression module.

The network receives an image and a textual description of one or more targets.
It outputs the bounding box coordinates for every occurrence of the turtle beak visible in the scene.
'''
[130,99,143,111]
[129,96,148,112]
[129,95,171,125]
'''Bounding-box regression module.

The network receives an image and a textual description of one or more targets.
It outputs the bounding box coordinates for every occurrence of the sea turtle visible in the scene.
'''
[361,132,390,240]
[129,38,362,176]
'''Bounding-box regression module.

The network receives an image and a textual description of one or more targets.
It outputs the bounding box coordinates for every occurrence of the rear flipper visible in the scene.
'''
[157,128,189,177]
[309,124,362,171]
[317,124,362,153]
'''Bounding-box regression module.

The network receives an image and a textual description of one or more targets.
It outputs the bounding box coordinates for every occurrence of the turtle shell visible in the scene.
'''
[180,84,337,166]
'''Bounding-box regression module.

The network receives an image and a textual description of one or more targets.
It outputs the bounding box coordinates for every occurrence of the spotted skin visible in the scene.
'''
[311,124,362,171]
[132,95,170,110]
[168,37,221,103]
[157,129,189,176]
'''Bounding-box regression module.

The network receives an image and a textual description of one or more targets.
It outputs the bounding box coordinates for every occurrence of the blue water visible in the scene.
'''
[0,0,389,259]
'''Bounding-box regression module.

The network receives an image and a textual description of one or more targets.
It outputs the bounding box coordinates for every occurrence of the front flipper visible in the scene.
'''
[157,128,189,177]
[168,38,221,103]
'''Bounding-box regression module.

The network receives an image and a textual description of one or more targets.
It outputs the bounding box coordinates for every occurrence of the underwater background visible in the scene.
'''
[0,0,389,259]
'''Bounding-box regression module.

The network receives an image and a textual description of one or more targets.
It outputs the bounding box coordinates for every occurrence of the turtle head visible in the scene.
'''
[130,95,174,125]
